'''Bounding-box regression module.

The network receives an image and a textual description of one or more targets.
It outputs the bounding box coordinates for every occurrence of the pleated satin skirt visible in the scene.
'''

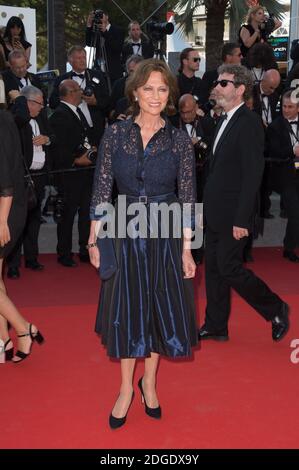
[95,196,198,359]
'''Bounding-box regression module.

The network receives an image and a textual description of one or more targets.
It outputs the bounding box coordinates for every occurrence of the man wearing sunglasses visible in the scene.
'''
[199,64,289,343]
[177,48,203,104]
[200,43,243,105]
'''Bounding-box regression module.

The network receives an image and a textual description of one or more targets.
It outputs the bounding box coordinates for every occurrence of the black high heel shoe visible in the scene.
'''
[4,338,14,361]
[109,391,135,429]
[138,377,161,419]
[13,324,44,363]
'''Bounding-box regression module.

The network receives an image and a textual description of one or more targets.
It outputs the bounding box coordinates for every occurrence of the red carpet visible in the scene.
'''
[0,248,298,449]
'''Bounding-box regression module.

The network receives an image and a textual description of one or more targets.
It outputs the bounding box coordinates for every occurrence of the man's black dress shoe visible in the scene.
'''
[272,302,289,341]
[283,250,299,263]
[198,325,229,341]
[7,267,20,279]
[25,260,44,271]
[57,256,77,267]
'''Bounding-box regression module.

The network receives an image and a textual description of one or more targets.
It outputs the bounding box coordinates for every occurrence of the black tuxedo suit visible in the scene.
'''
[49,103,94,259]
[252,84,280,216]
[203,104,283,334]
[122,39,154,64]
[49,68,109,144]
[2,69,47,106]
[7,96,53,268]
[85,25,125,82]
[252,85,279,125]
[266,115,299,250]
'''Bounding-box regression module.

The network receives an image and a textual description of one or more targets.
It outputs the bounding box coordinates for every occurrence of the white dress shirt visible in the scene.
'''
[29,119,45,170]
[213,102,244,154]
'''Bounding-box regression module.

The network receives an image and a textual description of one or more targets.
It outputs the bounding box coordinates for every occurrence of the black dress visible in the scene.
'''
[0,110,26,259]
[90,118,198,359]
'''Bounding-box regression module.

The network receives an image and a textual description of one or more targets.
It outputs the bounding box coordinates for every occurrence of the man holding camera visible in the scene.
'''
[85,9,124,84]
[7,85,53,279]
[49,80,96,267]
[49,45,109,145]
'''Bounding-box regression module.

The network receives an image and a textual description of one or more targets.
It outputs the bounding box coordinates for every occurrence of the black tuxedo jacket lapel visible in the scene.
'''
[211,105,245,169]
[60,102,84,129]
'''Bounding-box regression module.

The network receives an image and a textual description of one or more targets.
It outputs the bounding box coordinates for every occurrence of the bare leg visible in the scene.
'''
[111,358,136,418]
[142,352,160,407]
[0,259,36,357]
[0,263,10,341]
[0,259,28,333]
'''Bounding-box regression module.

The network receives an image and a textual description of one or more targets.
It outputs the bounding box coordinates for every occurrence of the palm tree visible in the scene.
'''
[169,0,285,70]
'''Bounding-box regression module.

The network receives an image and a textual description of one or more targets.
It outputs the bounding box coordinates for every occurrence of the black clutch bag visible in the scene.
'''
[97,237,117,281]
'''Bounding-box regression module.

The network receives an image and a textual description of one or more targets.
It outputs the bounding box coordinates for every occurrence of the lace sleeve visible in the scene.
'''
[176,129,197,228]
[90,124,117,220]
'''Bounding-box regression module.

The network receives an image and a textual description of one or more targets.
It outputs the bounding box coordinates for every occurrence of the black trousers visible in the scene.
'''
[56,170,93,258]
[7,174,46,268]
[204,226,283,332]
[269,164,299,251]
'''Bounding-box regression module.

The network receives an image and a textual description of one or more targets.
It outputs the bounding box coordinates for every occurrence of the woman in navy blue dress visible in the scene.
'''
[88,59,198,428]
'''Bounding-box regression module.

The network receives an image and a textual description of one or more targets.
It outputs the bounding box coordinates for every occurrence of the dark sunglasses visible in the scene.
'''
[192,57,201,62]
[213,79,236,88]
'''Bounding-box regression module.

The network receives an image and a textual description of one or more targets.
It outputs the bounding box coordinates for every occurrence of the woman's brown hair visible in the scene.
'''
[125,58,178,116]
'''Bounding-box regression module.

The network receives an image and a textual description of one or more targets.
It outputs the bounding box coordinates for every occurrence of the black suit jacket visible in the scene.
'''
[266,115,297,162]
[49,103,89,170]
[49,68,109,144]
[252,84,279,125]
[85,25,125,81]
[12,96,53,171]
[122,39,154,64]
[204,104,265,232]
[2,69,47,106]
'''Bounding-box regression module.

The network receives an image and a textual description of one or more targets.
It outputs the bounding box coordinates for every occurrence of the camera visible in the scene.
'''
[195,139,208,153]
[146,19,174,41]
[259,14,276,40]
[76,142,97,164]
[83,83,95,97]
[202,98,216,114]
[93,9,104,25]
[194,138,208,164]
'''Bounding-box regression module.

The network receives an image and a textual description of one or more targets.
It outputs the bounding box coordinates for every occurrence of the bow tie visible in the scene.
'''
[261,93,267,99]
[72,72,85,79]
[289,121,298,125]
[220,113,228,120]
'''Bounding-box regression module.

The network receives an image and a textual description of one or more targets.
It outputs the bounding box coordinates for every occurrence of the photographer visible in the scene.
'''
[2,16,31,65]
[49,45,109,144]
[49,80,97,267]
[85,9,124,84]
[122,21,154,65]
[239,6,281,59]
[176,94,211,264]
[7,86,54,279]
[177,48,203,103]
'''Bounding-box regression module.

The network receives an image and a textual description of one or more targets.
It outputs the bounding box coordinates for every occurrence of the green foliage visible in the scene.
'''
[169,0,285,35]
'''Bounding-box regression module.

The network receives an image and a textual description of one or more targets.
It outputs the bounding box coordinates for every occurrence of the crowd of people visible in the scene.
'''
[0,5,297,427]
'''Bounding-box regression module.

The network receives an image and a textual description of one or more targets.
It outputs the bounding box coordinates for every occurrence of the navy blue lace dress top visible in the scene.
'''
[90,118,198,358]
